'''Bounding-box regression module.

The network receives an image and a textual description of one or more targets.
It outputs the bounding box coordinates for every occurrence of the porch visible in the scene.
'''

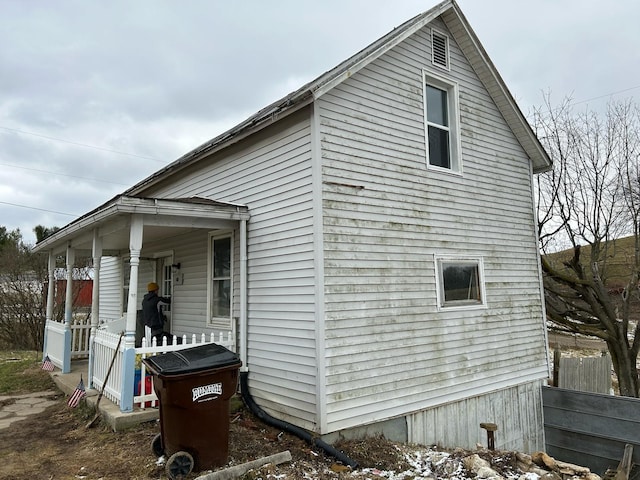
[34,195,250,416]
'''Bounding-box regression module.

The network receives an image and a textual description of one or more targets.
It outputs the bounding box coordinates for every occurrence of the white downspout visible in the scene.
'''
[239,218,248,371]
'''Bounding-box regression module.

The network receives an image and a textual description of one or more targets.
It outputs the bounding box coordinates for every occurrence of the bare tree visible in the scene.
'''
[0,226,89,351]
[534,94,640,397]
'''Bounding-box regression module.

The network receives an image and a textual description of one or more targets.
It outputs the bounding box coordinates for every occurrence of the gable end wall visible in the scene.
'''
[318,17,548,435]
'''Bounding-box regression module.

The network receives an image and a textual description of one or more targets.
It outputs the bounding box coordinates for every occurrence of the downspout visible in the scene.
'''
[240,372,358,469]
[239,218,248,371]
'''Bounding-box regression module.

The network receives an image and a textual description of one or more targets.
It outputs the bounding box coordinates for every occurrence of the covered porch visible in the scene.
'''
[33,195,250,413]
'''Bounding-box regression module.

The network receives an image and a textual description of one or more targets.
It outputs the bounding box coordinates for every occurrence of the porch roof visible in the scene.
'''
[32,195,250,255]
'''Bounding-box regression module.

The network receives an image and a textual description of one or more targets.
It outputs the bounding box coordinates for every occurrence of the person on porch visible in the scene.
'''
[141,282,171,344]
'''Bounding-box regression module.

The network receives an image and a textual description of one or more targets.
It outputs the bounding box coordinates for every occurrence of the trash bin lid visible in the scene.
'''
[144,343,240,375]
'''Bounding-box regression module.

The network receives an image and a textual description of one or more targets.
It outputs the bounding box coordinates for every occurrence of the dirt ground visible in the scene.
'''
[0,334,615,480]
[0,389,531,480]
[0,390,416,480]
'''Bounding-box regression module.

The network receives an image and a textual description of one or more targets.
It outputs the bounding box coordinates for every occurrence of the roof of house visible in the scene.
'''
[33,0,552,254]
[125,0,550,196]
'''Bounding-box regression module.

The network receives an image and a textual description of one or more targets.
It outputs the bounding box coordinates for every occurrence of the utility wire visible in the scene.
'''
[0,162,130,186]
[0,125,167,163]
[0,200,77,217]
[568,84,640,107]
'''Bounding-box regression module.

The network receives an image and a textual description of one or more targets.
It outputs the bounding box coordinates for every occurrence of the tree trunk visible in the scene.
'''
[607,338,640,398]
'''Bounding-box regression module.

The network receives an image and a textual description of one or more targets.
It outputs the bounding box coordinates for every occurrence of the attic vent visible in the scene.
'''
[431,30,449,69]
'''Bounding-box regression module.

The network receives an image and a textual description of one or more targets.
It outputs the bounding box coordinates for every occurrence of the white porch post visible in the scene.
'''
[240,218,248,371]
[42,252,56,360]
[61,245,75,373]
[87,230,102,388]
[120,214,143,412]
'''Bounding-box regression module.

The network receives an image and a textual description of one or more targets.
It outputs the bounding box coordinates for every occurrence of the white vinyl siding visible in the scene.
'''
[98,256,122,321]
[144,110,318,429]
[318,17,547,433]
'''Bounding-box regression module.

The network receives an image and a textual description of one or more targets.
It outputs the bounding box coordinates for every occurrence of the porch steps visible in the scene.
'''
[49,360,158,431]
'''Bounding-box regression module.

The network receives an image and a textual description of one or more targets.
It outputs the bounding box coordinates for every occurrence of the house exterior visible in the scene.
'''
[35,0,551,452]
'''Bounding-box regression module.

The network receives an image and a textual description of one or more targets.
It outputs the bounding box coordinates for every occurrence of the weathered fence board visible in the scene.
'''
[542,386,640,477]
[554,349,612,394]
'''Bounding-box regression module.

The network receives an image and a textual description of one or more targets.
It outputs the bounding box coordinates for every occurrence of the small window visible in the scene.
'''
[424,72,461,173]
[431,29,449,70]
[208,232,233,327]
[436,257,486,309]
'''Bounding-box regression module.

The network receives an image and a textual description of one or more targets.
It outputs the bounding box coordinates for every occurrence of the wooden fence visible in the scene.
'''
[553,349,612,394]
[542,386,640,477]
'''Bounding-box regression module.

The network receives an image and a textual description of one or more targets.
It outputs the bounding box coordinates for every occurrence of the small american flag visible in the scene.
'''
[67,375,86,408]
[41,355,55,372]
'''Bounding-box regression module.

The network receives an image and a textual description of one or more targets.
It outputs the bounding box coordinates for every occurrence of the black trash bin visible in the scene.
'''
[143,343,242,479]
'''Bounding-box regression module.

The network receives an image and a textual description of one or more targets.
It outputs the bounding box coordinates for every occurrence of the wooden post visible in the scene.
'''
[480,422,497,450]
[553,346,561,387]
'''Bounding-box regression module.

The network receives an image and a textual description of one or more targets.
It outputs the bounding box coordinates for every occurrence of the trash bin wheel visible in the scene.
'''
[151,433,164,457]
[165,451,194,480]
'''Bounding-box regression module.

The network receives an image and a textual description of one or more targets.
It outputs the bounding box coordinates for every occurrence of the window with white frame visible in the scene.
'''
[424,72,461,173]
[436,257,485,309]
[208,232,233,328]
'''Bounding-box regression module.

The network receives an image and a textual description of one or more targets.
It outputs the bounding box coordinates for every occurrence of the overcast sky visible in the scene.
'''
[1,0,639,245]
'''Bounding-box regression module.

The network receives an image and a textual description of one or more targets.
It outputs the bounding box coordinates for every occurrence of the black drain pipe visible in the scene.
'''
[240,372,359,469]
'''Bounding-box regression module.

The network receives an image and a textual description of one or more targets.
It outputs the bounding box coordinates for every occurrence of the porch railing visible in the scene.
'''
[90,328,234,409]
[44,316,92,368]
[71,315,91,358]
[44,320,66,368]
[92,329,125,405]
[134,332,234,409]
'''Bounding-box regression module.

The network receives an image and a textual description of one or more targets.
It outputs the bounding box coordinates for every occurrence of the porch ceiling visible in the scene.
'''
[33,195,250,255]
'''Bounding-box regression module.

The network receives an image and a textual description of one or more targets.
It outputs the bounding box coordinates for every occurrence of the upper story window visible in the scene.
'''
[436,256,486,310]
[424,71,462,174]
[208,231,233,328]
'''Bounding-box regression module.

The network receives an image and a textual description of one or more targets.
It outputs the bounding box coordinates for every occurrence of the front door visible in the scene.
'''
[157,255,173,334]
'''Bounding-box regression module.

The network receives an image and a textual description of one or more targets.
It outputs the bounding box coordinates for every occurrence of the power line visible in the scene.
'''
[0,125,167,162]
[0,200,77,217]
[569,84,640,107]
[0,162,130,186]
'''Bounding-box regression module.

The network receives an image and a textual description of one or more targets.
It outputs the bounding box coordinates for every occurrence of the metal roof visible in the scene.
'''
[125,0,550,196]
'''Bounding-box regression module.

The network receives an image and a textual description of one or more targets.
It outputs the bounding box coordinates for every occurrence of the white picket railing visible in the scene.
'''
[90,328,234,409]
[134,332,234,409]
[92,329,125,405]
[71,316,91,358]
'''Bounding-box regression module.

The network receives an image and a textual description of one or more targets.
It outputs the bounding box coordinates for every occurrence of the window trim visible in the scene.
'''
[423,70,462,175]
[435,255,487,311]
[207,230,234,328]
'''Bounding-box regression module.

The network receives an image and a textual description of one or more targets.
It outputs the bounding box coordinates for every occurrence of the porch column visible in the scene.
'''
[42,252,56,360]
[120,214,143,412]
[87,231,102,388]
[61,245,75,373]
[239,218,248,371]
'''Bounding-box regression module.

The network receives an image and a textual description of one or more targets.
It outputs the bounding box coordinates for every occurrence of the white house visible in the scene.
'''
[35,0,551,452]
